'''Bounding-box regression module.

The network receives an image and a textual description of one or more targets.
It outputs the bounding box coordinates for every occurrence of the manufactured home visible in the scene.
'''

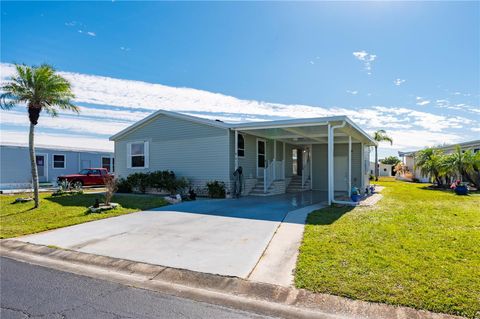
[0,143,114,190]
[398,139,480,182]
[110,110,375,204]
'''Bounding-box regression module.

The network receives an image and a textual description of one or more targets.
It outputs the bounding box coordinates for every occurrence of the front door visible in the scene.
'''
[296,149,303,176]
[257,139,266,177]
[35,155,47,183]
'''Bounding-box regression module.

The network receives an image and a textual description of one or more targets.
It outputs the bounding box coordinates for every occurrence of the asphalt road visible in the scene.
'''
[0,257,276,319]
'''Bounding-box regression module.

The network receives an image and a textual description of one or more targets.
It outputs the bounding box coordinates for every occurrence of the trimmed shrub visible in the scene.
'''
[118,171,190,194]
[116,178,132,193]
[127,173,150,193]
[206,180,226,198]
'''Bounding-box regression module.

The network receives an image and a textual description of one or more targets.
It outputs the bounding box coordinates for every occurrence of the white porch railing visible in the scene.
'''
[263,159,285,193]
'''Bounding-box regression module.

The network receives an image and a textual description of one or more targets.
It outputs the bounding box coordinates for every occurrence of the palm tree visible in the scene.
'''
[448,146,477,185]
[415,148,443,186]
[373,130,393,181]
[0,64,78,208]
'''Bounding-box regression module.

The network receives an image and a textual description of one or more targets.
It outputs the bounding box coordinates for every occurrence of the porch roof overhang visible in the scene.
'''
[231,116,376,146]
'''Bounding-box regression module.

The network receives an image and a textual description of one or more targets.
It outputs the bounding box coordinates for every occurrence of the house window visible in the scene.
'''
[53,154,65,169]
[102,157,112,172]
[128,141,149,168]
[237,134,245,157]
[474,148,479,153]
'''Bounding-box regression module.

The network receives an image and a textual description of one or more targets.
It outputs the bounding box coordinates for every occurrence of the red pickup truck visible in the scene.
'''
[57,168,113,187]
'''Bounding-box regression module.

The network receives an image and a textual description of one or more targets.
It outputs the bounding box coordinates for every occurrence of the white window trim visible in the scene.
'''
[127,140,149,169]
[237,133,245,158]
[256,138,266,177]
[101,156,113,172]
[52,153,66,169]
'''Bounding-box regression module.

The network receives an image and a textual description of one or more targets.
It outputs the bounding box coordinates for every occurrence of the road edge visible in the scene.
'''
[0,239,463,319]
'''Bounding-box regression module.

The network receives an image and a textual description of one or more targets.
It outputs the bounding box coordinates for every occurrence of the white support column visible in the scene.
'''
[273,139,277,180]
[310,144,313,190]
[234,130,239,170]
[348,136,352,196]
[327,124,332,205]
[360,142,365,191]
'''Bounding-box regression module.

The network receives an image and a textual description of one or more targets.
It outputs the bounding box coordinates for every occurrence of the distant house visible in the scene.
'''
[369,161,394,177]
[398,139,480,182]
[110,110,376,204]
[0,142,114,190]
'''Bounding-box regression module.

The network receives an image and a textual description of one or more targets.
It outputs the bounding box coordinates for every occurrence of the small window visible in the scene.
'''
[128,142,148,168]
[237,134,245,157]
[102,157,112,171]
[91,169,101,175]
[53,154,65,169]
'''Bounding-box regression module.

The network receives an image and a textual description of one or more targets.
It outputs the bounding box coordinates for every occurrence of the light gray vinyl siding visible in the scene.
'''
[284,143,295,178]
[114,115,230,188]
[237,133,259,179]
[311,143,362,191]
[0,145,112,189]
[311,144,328,190]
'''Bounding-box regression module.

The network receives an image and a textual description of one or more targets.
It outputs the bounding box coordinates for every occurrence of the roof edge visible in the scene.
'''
[109,109,230,141]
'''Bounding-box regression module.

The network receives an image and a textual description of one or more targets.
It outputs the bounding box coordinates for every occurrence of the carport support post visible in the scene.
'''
[234,130,239,169]
[273,139,276,180]
[348,136,352,196]
[327,123,332,205]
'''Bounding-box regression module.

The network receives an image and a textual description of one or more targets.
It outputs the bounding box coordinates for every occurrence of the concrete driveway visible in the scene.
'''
[19,191,326,278]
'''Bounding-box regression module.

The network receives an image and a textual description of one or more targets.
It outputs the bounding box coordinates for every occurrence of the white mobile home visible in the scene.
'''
[110,110,376,205]
[398,139,480,182]
[0,143,114,190]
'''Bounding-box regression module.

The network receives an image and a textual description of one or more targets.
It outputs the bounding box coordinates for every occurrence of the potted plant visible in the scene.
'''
[450,180,468,195]
[351,187,361,202]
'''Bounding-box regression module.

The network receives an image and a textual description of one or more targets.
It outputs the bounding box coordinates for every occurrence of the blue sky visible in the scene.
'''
[1,1,479,157]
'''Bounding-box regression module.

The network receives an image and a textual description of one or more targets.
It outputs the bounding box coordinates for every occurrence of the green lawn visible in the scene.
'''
[0,192,167,238]
[295,179,480,318]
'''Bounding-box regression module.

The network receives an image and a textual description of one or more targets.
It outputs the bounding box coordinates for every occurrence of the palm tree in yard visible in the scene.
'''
[415,148,443,186]
[373,130,393,181]
[0,64,78,208]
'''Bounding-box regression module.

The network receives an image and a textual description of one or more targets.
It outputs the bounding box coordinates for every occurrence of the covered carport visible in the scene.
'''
[232,116,377,204]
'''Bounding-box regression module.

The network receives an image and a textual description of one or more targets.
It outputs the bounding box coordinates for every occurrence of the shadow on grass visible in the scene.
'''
[305,205,355,226]
[44,193,167,210]
[418,185,480,195]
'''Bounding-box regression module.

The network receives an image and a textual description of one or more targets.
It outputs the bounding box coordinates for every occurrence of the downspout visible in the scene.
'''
[329,121,357,206]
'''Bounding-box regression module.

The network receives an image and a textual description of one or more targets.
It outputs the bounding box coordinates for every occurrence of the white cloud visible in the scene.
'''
[1,63,478,153]
[471,127,480,132]
[309,61,315,65]
[65,21,76,27]
[376,130,463,151]
[0,111,129,136]
[86,31,96,37]
[353,50,377,75]
[393,78,406,86]
[120,46,131,51]
[0,130,113,151]
[346,90,358,95]
[416,96,430,106]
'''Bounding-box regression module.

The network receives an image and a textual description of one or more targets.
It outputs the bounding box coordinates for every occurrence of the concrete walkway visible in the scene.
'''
[248,203,325,286]
[19,191,326,279]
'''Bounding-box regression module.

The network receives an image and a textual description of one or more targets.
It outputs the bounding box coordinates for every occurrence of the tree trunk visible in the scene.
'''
[29,123,39,208]
[374,146,379,181]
